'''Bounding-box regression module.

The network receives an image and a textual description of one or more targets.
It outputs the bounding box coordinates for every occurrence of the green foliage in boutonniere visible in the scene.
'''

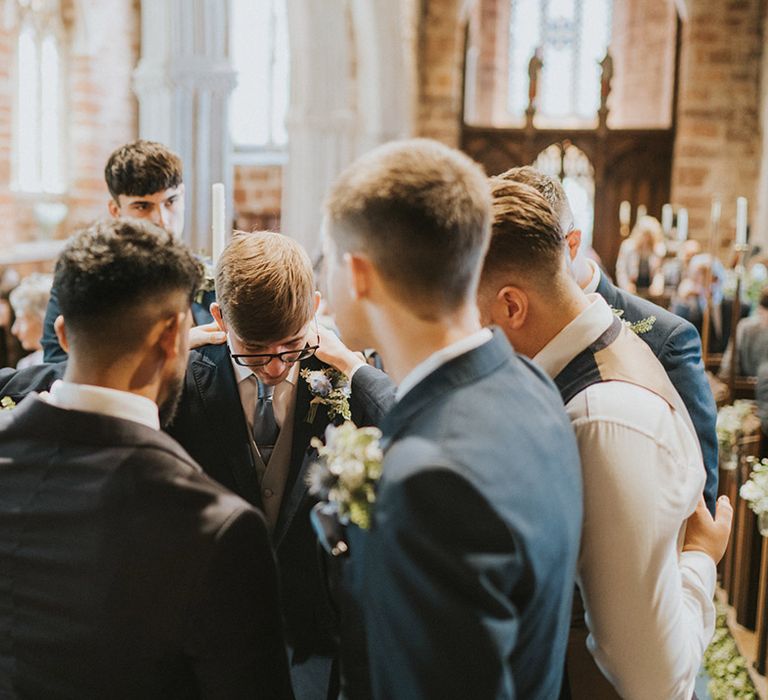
[611,307,656,335]
[194,258,216,305]
[308,422,384,529]
[1,396,16,410]
[301,367,351,423]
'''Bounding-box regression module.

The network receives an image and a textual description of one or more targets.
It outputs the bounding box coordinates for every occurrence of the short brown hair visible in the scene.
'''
[480,180,566,293]
[496,166,569,223]
[324,139,491,318]
[105,140,183,201]
[216,231,315,343]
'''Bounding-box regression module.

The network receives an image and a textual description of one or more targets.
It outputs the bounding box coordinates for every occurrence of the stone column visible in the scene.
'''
[133,0,236,254]
[281,0,356,259]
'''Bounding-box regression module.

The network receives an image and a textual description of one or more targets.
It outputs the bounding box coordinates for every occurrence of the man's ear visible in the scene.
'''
[157,312,184,360]
[492,285,529,331]
[566,229,582,262]
[108,199,120,219]
[345,252,373,301]
[209,302,227,333]
[53,315,69,353]
[312,290,321,314]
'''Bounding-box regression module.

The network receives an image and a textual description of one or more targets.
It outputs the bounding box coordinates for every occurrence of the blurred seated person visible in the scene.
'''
[664,239,702,291]
[615,216,666,296]
[9,273,52,369]
[719,287,768,378]
[671,253,749,355]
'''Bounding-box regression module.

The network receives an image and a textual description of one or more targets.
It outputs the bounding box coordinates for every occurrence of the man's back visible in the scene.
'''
[0,396,292,699]
[363,332,582,699]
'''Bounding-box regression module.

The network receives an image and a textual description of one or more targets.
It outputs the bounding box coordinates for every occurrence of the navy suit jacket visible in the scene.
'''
[41,284,216,363]
[0,361,65,399]
[596,275,719,513]
[348,331,583,700]
[165,343,386,700]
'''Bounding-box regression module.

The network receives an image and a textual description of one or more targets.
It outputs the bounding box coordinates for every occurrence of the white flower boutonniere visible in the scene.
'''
[301,367,351,423]
[308,421,383,530]
[1,396,16,411]
[612,307,656,335]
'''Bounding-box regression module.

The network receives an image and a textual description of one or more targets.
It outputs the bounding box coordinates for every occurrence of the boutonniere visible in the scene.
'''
[300,367,351,423]
[194,258,215,305]
[1,396,16,410]
[308,421,383,530]
[612,307,656,335]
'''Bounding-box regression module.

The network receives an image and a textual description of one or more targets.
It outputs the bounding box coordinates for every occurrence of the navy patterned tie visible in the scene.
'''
[252,381,279,466]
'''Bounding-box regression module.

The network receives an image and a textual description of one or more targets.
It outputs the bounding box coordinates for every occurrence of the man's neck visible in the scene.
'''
[369,303,483,385]
[63,357,160,404]
[524,282,591,358]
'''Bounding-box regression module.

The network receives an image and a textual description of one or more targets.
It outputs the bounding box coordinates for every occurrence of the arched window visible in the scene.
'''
[509,0,613,124]
[229,0,290,163]
[14,0,66,193]
[534,142,595,247]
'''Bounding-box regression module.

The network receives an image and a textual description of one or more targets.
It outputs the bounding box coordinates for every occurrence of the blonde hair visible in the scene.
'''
[324,138,491,318]
[215,231,315,342]
[9,273,53,319]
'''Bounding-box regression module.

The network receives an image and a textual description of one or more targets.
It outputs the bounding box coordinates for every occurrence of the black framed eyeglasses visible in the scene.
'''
[230,333,320,368]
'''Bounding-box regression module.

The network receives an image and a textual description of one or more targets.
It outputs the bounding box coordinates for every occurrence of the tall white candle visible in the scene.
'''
[677,208,688,242]
[736,196,748,246]
[661,204,673,235]
[211,182,226,264]
[636,204,647,222]
[619,200,631,226]
[711,198,721,228]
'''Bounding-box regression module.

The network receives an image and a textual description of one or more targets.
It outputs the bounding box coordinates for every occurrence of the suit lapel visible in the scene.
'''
[273,356,332,547]
[189,346,263,509]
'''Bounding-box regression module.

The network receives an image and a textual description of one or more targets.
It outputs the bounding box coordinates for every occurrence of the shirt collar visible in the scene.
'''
[582,258,602,295]
[230,355,299,387]
[44,380,160,430]
[396,328,493,402]
[533,294,615,380]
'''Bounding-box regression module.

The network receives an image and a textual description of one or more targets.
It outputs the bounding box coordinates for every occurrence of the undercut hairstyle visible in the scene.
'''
[215,231,315,343]
[55,218,202,349]
[480,180,566,293]
[496,166,569,223]
[324,138,491,319]
[105,140,183,201]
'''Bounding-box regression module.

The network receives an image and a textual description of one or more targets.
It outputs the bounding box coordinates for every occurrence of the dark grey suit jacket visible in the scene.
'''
[596,275,719,512]
[0,396,292,699]
[350,331,583,700]
[166,345,387,700]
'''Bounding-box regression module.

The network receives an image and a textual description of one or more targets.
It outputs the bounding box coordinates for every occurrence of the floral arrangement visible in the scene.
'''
[717,401,756,465]
[307,421,383,530]
[703,601,757,698]
[739,456,768,522]
[611,307,656,335]
[194,258,216,305]
[301,367,351,423]
[1,396,16,410]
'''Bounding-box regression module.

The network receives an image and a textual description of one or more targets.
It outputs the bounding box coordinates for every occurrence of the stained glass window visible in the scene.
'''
[509,0,612,124]
[534,142,595,247]
[230,0,290,157]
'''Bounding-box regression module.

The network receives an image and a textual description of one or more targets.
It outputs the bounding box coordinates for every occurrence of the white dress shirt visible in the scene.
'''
[230,359,299,433]
[43,379,160,430]
[395,328,493,402]
[582,258,602,295]
[534,295,715,700]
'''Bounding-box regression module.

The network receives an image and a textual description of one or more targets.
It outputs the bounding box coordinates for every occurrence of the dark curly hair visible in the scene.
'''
[104,140,183,201]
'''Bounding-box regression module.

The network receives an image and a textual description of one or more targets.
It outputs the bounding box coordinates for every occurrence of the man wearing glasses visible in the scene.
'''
[166,231,385,700]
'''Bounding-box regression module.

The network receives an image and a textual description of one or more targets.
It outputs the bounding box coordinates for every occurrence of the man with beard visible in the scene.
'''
[0,219,292,699]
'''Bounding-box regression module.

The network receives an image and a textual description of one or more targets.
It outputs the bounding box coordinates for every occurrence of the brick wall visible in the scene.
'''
[0,0,139,250]
[671,0,763,250]
[609,0,676,129]
[233,163,283,233]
